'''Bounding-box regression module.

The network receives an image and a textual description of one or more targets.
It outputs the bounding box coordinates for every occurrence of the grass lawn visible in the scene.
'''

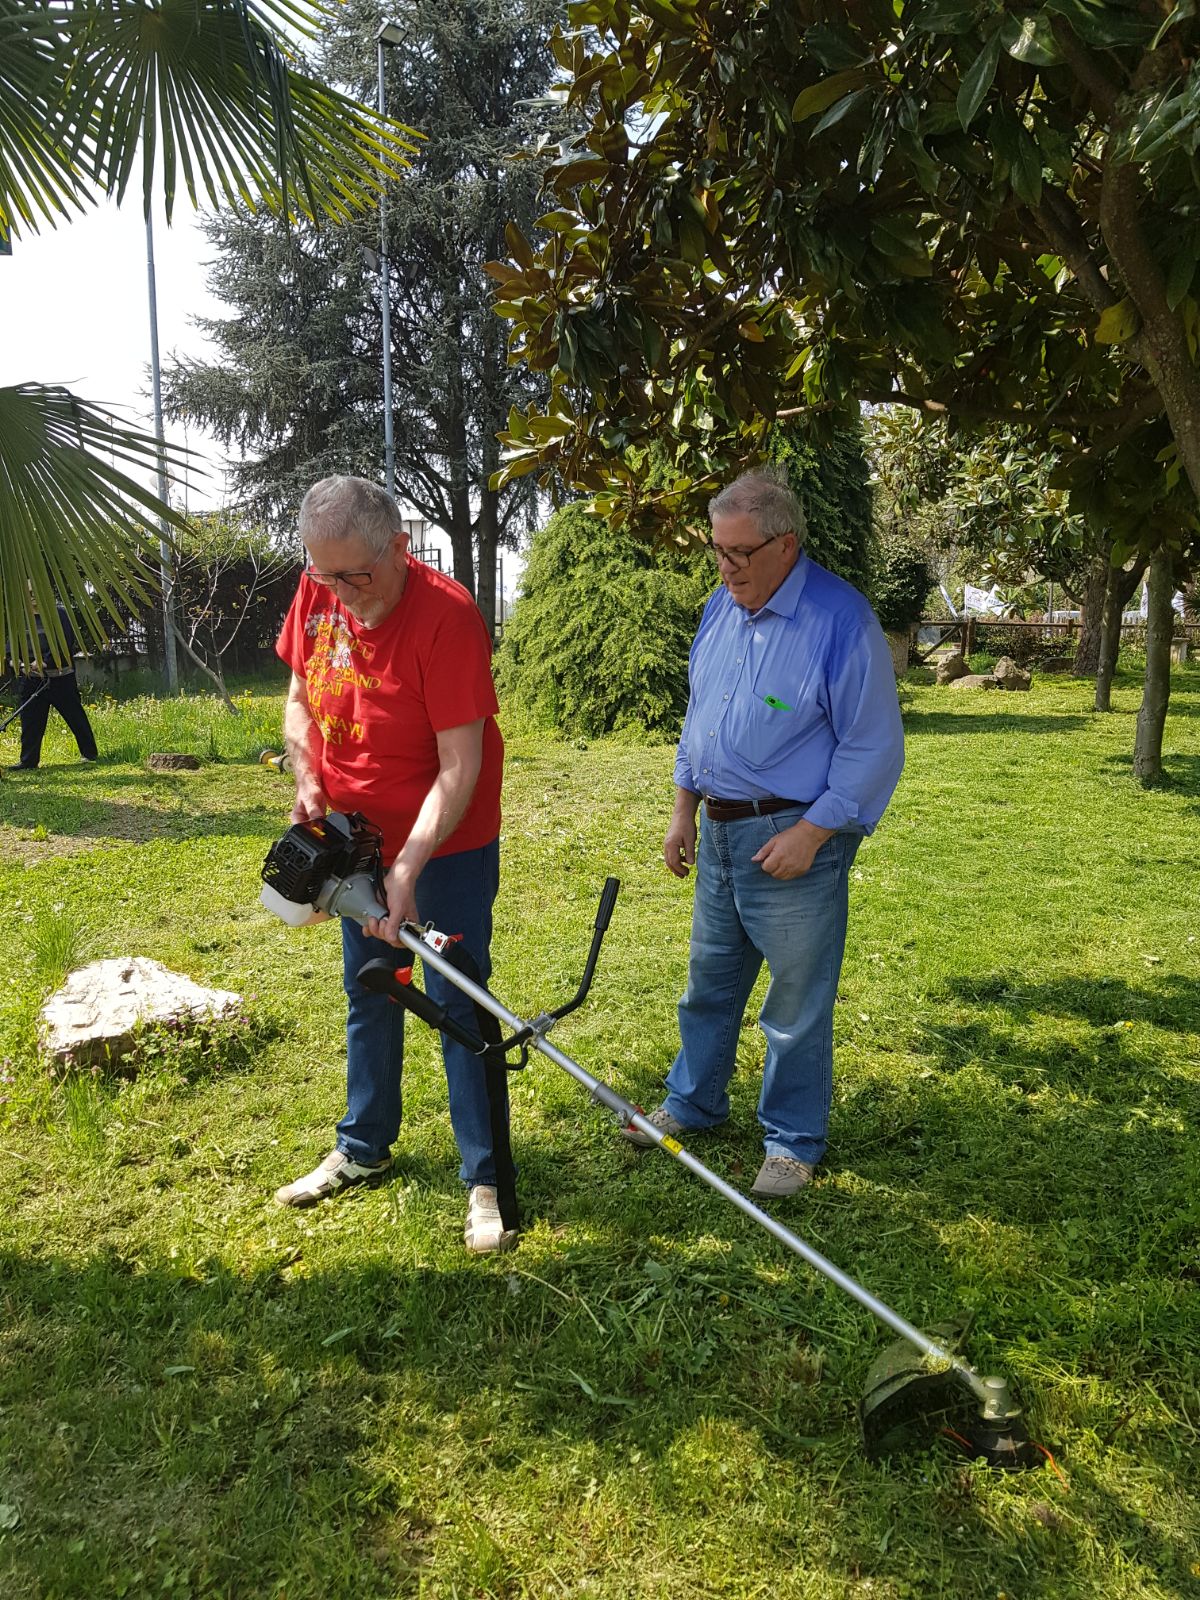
[0,666,1197,1599]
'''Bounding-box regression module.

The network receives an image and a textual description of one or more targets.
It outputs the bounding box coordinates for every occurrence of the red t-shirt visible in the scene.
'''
[276,557,503,861]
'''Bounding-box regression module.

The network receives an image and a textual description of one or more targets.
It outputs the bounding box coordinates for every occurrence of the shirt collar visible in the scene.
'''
[742,551,810,621]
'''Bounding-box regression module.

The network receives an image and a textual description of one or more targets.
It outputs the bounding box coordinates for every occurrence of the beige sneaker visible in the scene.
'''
[274,1149,391,1208]
[619,1105,688,1148]
[750,1156,814,1197]
[464,1185,519,1254]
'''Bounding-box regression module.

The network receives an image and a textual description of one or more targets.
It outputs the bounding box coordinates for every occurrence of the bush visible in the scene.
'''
[965,625,1048,668]
[766,423,873,591]
[499,423,877,739]
[871,536,933,632]
[496,504,712,739]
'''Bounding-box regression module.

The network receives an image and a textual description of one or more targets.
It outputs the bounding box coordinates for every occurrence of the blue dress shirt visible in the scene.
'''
[673,553,905,833]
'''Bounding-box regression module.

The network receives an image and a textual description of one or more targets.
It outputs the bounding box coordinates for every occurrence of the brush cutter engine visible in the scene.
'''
[260,811,388,928]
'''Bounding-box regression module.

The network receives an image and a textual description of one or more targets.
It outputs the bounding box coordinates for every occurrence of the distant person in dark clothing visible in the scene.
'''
[15,601,98,769]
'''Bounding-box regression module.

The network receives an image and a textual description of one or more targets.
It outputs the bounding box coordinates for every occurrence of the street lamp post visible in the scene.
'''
[377,21,404,500]
[145,208,179,692]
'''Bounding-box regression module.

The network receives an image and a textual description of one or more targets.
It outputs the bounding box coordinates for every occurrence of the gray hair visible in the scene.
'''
[298,475,403,557]
[708,466,807,545]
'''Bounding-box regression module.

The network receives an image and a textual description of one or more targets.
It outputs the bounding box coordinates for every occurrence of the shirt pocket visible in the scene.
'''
[734,682,800,767]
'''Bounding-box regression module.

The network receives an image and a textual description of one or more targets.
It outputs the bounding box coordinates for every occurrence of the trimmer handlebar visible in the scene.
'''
[356,957,491,1056]
[595,876,619,934]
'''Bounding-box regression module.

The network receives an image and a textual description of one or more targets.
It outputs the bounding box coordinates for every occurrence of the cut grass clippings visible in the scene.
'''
[0,666,1198,1599]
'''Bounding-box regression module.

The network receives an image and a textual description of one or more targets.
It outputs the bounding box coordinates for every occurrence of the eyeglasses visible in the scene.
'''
[302,551,386,590]
[708,533,791,572]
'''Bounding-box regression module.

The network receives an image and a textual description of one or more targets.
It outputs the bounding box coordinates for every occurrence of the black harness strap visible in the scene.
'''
[355,951,520,1235]
[434,941,520,1235]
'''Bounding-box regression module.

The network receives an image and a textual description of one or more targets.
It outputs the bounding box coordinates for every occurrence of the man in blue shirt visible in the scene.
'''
[624,467,905,1196]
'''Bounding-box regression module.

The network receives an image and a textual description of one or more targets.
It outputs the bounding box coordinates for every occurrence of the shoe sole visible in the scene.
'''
[464,1226,520,1255]
[750,1173,814,1198]
[274,1167,391,1208]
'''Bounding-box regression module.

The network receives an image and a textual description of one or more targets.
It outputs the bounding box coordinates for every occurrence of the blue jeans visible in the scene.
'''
[664,811,861,1166]
[336,837,503,1186]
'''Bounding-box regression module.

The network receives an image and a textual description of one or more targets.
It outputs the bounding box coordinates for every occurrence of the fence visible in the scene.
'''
[916,617,1198,665]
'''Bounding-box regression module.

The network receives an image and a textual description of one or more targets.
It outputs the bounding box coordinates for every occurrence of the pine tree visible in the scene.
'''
[166,0,565,630]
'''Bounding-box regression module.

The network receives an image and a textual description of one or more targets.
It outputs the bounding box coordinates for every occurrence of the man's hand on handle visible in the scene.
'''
[365,862,419,947]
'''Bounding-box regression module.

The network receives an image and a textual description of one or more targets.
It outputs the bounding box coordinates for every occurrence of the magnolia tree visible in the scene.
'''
[491,0,1200,782]
[866,408,1146,699]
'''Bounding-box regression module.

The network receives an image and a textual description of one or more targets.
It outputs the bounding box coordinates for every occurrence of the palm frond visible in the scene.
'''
[0,1,90,231]
[0,383,190,667]
[0,0,421,238]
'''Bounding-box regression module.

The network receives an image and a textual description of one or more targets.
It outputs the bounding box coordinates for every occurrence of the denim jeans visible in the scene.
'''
[663,810,861,1166]
[336,836,502,1186]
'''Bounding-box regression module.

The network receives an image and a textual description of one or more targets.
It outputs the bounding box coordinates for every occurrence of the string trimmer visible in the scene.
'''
[261,810,1041,1468]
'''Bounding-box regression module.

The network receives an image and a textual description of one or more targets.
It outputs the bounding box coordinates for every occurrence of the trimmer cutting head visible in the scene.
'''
[860,1324,1040,1469]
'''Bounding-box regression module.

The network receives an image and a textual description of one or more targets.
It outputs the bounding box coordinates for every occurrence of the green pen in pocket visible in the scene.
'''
[762,693,793,711]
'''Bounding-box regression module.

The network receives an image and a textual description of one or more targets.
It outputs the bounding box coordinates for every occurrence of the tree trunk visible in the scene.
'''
[1073,553,1107,676]
[170,626,239,714]
[1132,549,1174,785]
[475,487,500,641]
[446,407,475,595]
[1095,556,1147,712]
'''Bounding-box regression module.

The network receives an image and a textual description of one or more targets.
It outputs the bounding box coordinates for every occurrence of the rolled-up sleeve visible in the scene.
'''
[803,622,905,834]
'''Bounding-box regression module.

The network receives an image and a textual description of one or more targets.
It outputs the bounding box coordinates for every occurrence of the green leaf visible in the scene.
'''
[957,36,1002,131]
[1165,239,1197,311]
[812,86,874,138]
[1095,298,1140,344]
[805,23,871,70]
[535,208,586,232]
[1001,14,1064,65]
[792,70,865,123]
[911,0,980,34]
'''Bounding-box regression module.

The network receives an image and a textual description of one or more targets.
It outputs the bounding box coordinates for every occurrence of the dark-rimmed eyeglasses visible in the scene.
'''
[302,551,387,590]
[708,532,791,572]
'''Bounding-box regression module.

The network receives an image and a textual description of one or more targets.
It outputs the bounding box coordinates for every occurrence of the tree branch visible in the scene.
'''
[849,386,1161,433]
[1049,20,1123,119]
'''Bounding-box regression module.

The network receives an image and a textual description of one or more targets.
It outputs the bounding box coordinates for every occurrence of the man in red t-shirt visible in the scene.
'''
[273,475,511,1252]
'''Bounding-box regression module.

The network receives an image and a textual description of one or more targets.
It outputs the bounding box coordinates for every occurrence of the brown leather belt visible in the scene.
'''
[703,795,800,822]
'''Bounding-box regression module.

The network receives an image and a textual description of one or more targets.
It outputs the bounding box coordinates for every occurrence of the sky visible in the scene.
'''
[2,197,514,598]
[1,199,229,508]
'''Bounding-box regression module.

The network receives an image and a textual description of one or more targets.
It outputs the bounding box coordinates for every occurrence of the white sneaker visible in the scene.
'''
[274,1149,391,1208]
[464,1185,519,1254]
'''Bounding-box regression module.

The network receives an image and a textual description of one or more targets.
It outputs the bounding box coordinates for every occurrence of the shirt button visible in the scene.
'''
[723,693,729,700]
[708,729,715,736]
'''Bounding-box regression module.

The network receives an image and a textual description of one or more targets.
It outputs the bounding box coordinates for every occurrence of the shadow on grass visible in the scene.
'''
[902,710,1093,736]
[1,1224,1194,1599]
[0,778,282,852]
[944,971,1200,1034]
[1096,749,1200,797]
[829,970,1197,1262]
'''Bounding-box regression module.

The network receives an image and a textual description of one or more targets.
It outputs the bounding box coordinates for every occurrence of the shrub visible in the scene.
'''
[766,423,873,592]
[871,537,933,632]
[496,504,712,739]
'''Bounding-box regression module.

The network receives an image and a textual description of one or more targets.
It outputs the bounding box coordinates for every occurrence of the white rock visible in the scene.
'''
[40,957,242,1068]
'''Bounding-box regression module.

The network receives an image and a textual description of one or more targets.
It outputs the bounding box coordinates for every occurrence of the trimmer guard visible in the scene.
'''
[861,1325,1039,1468]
